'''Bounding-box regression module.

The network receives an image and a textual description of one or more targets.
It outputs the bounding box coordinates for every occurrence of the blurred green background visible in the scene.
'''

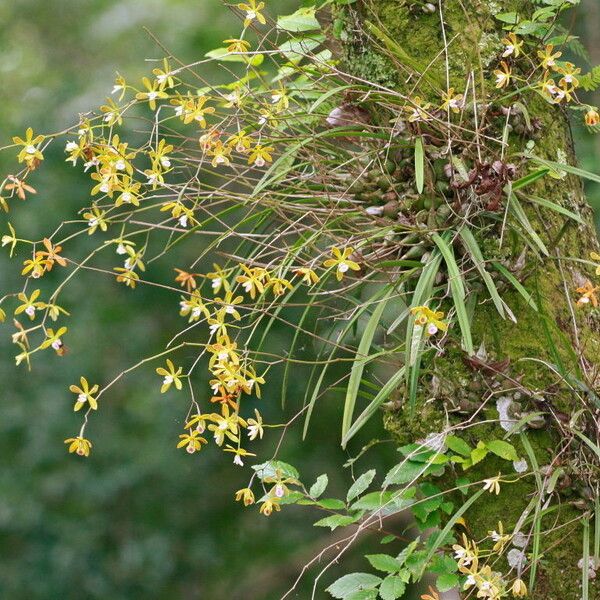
[0,1,598,598]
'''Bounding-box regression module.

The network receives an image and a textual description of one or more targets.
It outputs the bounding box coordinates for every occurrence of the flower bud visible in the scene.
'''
[585,108,600,127]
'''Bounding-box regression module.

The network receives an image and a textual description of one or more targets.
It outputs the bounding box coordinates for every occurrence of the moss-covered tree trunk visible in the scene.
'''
[341,1,600,598]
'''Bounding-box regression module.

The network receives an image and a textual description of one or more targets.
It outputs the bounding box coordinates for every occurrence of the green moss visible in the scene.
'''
[458,430,594,600]
[343,1,600,597]
[383,401,445,445]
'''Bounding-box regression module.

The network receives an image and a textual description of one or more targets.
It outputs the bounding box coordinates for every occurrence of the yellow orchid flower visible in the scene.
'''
[323,246,360,281]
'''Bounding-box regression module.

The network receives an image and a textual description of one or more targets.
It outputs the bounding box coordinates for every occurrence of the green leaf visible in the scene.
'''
[456,476,471,495]
[277,7,321,32]
[415,137,424,194]
[496,11,519,23]
[430,553,458,575]
[350,490,412,512]
[379,575,407,599]
[431,233,474,355]
[252,460,299,481]
[278,35,324,63]
[398,443,441,463]
[365,554,402,573]
[445,435,473,457]
[413,483,444,523]
[511,168,549,191]
[486,439,519,461]
[441,501,454,514]
[342,366,406,447]
[303,281,391,439]
[405,251,442,414]
[364,21,443,87]
[346,591,378,600]
[412,496,443,523]
[205,47,264,66]
[437,573,460,592]
[314,514,360,530]
[491,262,538,311]
[522,194,585,225]
[384,460,443,486]
[326,573,382,599]
[470,443,488,466]
[419,489,485,578]
[278,491,304,505]
[458,228,506,319]
[342,290,392,444]
[309,85,353,114]
[396,540,418,567]
[546,466,564,494]
[347,470,377,502]
[507,192,549,256]
[309,474,329,498]
[318,498,346,510]
[404,550,429,579]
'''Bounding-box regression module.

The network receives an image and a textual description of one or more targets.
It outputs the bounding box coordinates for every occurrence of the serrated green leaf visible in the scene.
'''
[418,489,485,578]
[318,498,347,510]
[314,514,360,530]
[445,435,472,457]
[326,573,382,599]
[436,573,460,592]
[379,575,406,599]
[456,476,471,495]
[412,483,443,523]
[350,490,411,512]
[395,540,418,567]
[430,553,458,575]
[366,554,402,573]
[347,470,376,503]
[486,439,519,461]
[383,461,427,486]
[278,35,324,62]
[470,444,488,466]
[252,460,299,481]
[496,11,519,23]
[277,7,321,32]
[347,591,378,600]
[404,550,429,578]
[309,474,329,499]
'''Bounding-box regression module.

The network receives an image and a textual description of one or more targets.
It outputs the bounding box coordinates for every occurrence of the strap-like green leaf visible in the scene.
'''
[415,137,424,194]
[342,290,393,441]
[432,233,473,355]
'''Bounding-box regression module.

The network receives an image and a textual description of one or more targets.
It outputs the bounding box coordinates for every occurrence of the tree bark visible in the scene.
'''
[341,1,600,598]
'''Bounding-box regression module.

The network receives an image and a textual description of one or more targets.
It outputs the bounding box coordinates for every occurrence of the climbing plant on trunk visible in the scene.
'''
[1,0,599,598]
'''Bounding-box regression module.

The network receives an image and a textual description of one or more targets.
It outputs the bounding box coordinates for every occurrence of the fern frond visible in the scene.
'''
[580,66,600,92]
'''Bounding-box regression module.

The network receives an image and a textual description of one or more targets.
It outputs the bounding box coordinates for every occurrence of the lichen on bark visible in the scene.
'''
[341,1,600,598]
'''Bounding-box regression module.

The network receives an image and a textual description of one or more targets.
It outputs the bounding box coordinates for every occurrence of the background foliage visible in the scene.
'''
[0,1,597,598]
